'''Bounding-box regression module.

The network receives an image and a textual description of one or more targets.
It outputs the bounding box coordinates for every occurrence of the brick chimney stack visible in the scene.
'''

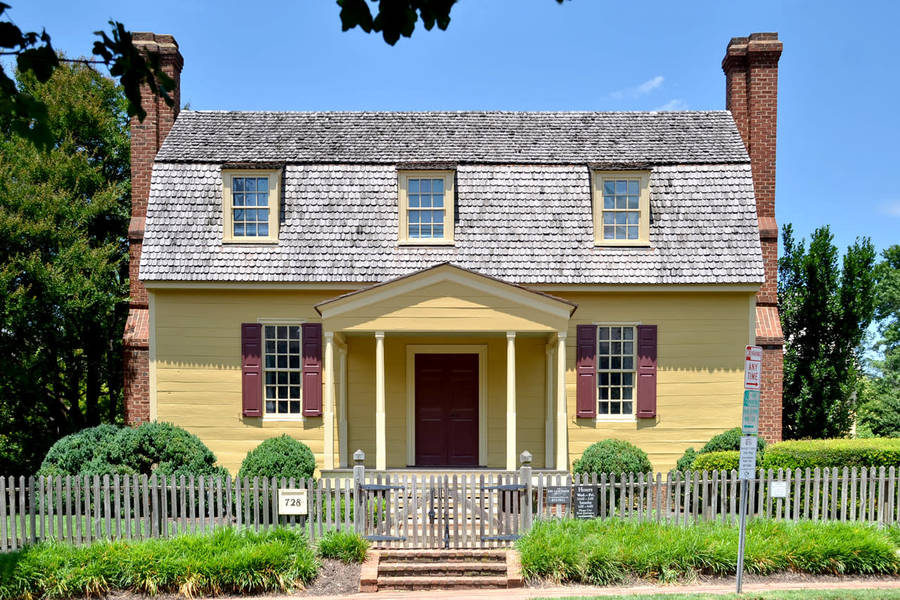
[123,32,183,425]
[723,32,784,442]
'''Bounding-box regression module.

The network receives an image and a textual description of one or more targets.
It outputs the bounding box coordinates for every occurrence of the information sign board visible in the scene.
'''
[739,435,758,480]
[573,486,598,519]
[546,486,570,505]
[770,480,788,499]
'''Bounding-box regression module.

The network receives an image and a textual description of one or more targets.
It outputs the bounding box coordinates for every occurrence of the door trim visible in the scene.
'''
[406,345,488,467]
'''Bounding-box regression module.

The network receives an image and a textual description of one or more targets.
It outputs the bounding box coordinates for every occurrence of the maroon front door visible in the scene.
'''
[414,353,479,466]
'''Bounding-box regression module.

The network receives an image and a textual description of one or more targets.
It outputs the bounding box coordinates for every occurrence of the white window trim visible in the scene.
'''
[398,170,455,246]
[222,169,282,244]
[592,170,651,247]
[257,318,304,422]
[594,321,641,423]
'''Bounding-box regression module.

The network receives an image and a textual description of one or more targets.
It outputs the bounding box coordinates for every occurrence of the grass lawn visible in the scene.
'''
[546,591,900,600]
[518,519,900,585]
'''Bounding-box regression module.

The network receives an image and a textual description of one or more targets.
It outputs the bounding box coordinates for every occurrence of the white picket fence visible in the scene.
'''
[2,465,898,552]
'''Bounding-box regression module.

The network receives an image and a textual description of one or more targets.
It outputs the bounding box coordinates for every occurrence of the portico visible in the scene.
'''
[314,264,576,472]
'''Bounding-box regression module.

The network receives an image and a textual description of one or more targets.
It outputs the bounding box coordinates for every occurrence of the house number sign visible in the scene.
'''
[277,489,309,515]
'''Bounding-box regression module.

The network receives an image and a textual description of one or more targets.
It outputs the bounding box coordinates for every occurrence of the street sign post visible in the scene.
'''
[737,345,763,594]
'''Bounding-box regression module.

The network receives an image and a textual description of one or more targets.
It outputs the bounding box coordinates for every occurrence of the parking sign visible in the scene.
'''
[744,345,762,390]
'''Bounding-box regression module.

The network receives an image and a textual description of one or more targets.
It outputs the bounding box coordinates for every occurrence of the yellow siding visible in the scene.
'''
[554,291,754,472]
[153,286,753,474]
[153,289,350,473]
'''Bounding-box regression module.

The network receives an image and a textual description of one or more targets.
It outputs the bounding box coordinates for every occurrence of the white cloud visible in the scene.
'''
[610,75,664,99]
[880,200,900,217]
[653,98,689,111]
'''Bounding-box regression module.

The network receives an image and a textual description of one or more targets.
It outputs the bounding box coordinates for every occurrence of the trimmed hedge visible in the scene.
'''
[239,435,316,481]
[761,438,900,471]
[675,448,698,472]
[701,427,766,454]
[39,423,225,478]
[691,450,740,472]
[573,439,652,476]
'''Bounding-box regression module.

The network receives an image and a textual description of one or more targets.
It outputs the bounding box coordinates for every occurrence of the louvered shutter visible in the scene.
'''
[241,323,263,417]
[301,323,323,416]
[636,324,658,418]
[575,324,597,418]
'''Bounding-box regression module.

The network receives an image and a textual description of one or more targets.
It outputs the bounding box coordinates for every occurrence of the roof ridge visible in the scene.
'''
[178,109,733,116]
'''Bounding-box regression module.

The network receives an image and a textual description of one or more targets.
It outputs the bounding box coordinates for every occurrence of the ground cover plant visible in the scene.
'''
[517,519,900,585]
[0,528,318,599]
[317,530,369,563]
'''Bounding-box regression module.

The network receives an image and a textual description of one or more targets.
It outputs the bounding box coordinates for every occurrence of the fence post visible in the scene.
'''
[353,449,366,534]
[519,450,533,532]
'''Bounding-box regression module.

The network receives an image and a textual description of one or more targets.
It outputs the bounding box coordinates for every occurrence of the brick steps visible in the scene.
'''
[360,549,523,592]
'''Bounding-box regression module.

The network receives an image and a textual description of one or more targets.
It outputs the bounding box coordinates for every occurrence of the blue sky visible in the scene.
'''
[8,0,899,256]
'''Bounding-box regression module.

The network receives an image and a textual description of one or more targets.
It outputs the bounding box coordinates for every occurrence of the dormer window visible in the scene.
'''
[222,169,281,243]
[592,170,650,246]
[398,170,455,245]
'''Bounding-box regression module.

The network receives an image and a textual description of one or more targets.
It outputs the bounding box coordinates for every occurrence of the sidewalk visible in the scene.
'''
[279,578,900,600]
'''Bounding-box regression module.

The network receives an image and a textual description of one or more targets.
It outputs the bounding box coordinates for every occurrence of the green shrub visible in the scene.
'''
[516,519,900,585]
[317,530,369,563]
[700,427,766,454]
[674,447,698,472]
[573,439,652,476]
[38,423,225,478]
[761,438,900,471]
[0,528,317,599]
[691,451,740,472]
[239,435,316,481]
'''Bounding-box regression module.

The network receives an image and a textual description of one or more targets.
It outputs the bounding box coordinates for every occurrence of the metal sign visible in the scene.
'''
[277,488,309,515]
[573,486,598,519]
[770,480,788,499]
[742,390,761,435]
[546,486,570,505]
[738,435,757,481]
[744,345,763,390]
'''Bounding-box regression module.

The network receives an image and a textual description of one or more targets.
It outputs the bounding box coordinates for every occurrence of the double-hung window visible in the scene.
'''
[592,171,650,246]
[398,171,455,244]
[597,325,636,418]
[263,324,302,417]
[222,169,281,243]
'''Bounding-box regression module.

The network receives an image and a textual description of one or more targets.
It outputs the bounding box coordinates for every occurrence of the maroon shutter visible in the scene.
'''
[636,324,658,418]
[301,323,323,417]
[576,324,597,418]
[241,323,263,417]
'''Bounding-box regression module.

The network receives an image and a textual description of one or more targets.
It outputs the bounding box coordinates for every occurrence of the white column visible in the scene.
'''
[323,332,335,470]
[556,331,568,472]
[338,343,348,468]
[375,331,386,471]
[545,341,555,469]
[506,331,517,471]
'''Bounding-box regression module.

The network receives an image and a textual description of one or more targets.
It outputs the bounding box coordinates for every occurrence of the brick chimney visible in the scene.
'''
[723,32,784,442]
[123,32,183,425]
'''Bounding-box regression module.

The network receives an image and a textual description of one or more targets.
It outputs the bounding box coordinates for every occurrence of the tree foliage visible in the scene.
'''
[779,224,877,439]
[0,61,130,474]
[0,3,173,148]
[858,245,900,437]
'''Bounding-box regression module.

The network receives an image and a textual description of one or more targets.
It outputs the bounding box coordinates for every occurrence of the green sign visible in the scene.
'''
[742,390,760,435]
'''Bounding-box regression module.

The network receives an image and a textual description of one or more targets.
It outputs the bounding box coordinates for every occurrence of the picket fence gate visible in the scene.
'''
[3,456,899,552]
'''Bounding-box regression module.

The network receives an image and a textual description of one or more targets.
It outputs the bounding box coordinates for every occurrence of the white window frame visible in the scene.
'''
[592,170,651,247]
[222,169,281,244]
[258,319,304,422]
[398,170,455,245]
[594,321,640,422]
